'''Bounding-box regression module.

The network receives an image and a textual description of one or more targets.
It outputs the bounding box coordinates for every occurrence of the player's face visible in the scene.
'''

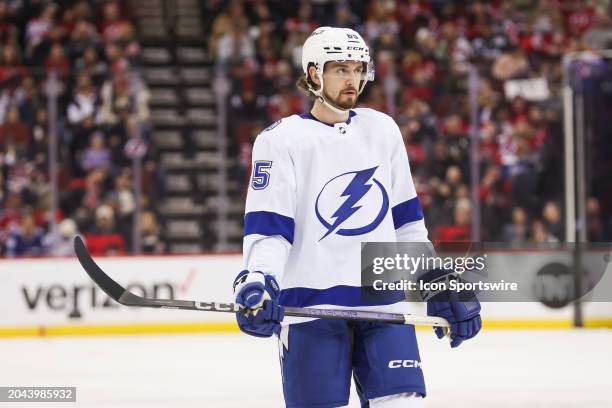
[322,61,364,110]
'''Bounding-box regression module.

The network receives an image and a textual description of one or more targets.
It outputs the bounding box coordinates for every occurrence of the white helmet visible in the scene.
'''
[301,26,375,113]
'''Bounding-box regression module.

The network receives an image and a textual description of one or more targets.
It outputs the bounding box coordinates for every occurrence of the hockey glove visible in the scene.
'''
[421,269,482,348]
[233,270,284,338]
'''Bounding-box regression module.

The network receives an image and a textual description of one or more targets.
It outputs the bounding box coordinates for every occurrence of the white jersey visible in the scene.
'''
[243,108,429,322]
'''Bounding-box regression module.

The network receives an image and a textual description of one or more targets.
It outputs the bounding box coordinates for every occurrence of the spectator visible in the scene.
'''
[435,198,472,242]
[267,85,302,121]
[80,131,112,172]
[215,24,255,66]
[209,0,249,55]
[73,1,94,21]
[541,201,563,241]
[509,139,540,211]
[0,106,30,159]
[99,1,130,43]
[399,119,426,166]
[0,191,23,234]
[75,46,108,86]
[426,140,456,181]
[284,2,318,34]
[119,22,140,64]
[531,219,559,244]
[67,72,98,125]
[25,4,57,58]
[140,211,164,253]
[431,165,464,222]
[84,204,125,255]
[364,0,399,44]
[18,76,44,128]
[44,218,79,256]
[28,107,48,167]
[20,165,48,209]
[68,20,100,60]
[0,44,28,90]
[60,168,107,221]
[502,207,529,243]
[441,114,469,166]
[5,213,45,257]
[586,197,609,241]
[0,2,18,45]
[98,70,149,126]
[492,47,529,80]
[103,42,126,73]
[583,7,612,50]
[105,168,134,240]
[45,42,71,78]
[361,83,388,113]
[480,164,509,239]
[335,5,362,34]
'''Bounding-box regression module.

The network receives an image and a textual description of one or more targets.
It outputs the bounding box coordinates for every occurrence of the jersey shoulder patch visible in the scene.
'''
[263,119,282,132]
[256,115,301,148]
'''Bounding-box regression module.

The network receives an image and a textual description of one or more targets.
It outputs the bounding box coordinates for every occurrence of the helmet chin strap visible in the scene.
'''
[319,94,350,115]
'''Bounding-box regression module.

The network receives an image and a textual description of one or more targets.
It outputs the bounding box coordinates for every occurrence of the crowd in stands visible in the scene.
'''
[211,0,612,244]
[0,0,164,257]
[3,0,612,258]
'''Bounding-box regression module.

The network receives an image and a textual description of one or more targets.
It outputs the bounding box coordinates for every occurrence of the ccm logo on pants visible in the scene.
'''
[388,360,422,368]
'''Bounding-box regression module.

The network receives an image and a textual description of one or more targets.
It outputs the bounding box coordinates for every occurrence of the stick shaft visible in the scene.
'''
[119,292,448,327]
[74,236,450,329]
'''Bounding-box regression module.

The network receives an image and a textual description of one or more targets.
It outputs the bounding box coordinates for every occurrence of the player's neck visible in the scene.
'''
[311,100,350,125]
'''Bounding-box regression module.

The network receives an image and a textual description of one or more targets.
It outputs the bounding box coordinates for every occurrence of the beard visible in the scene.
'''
[323,88,357,110]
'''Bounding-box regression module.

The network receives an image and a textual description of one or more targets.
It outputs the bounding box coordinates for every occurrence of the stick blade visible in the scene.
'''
[73,236,128,302]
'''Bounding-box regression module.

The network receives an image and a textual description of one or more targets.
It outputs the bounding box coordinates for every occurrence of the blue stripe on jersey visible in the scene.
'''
[391,197,424,229]
[244,211,295,244]
[279,285,405,308]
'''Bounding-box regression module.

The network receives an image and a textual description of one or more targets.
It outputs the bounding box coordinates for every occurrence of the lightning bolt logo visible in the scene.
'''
[315,166,389,241]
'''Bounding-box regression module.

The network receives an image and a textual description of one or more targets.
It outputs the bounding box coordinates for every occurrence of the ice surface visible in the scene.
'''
[0,329,611,407]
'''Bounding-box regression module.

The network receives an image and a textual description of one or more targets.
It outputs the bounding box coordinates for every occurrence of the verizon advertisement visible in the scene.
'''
[0,252,610,329]
[0,255,243,326]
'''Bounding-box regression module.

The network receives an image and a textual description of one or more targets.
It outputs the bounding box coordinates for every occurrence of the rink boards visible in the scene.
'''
[0,251,611,336]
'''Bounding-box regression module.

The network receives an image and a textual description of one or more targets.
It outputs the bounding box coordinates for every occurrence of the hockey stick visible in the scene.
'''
[73,236,450,331]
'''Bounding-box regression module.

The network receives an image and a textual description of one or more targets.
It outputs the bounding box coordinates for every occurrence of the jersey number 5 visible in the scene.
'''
[252,160,272,190]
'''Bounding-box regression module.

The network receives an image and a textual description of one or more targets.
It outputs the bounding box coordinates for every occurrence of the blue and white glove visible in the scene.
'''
[421,269,482,348]
[233,270,284,338]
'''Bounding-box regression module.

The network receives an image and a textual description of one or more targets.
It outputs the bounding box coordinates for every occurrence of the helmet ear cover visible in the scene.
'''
[306,62,320,90]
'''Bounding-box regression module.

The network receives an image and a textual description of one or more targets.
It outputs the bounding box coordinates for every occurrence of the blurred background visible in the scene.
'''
[0,0,611,407]
[1,0,611,257]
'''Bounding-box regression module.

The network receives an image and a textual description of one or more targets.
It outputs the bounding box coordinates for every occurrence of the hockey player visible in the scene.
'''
[233,27,481,407]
